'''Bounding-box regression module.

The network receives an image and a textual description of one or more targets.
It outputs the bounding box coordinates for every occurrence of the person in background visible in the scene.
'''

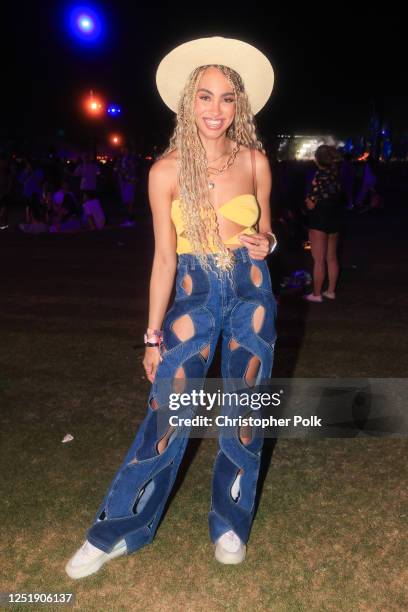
[82,190,106,230]
[49,191,81,233]
[53,180,74,209]
[354,155,377,209]
[304,145,345,302]
[41,183,55,224]
[73,153,98,199]
[19,159,44,223]
[115,145,137,226]
[18,198,49,234]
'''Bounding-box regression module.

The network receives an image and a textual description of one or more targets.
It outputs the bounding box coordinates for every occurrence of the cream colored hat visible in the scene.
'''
[156,36,274,115]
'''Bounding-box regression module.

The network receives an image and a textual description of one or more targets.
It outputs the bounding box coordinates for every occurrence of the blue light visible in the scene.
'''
[108,105,122,116]
[79,17,93,32]
[68,5,103,43]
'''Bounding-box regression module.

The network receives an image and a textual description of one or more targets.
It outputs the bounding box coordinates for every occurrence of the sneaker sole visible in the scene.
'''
[65,541,127,579]
[214,544,246,565]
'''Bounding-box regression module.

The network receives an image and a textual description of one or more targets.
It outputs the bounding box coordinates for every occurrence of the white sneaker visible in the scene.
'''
[215,530,246,564]
[65,538,127,579]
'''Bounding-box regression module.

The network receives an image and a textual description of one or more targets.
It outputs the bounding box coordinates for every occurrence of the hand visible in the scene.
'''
[238,232,272,260]
[142,346,162,383]
[306,198,316,210]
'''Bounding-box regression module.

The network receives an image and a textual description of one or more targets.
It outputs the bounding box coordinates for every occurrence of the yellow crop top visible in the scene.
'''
[171,194,260,254]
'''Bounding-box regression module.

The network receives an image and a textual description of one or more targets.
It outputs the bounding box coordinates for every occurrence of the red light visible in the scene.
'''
[110,133,122,146]
[84,90,104,116]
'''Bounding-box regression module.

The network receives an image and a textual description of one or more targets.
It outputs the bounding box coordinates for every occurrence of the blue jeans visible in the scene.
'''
[86,247,277,554]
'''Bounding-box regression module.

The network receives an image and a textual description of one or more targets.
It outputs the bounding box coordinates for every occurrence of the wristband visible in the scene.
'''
[144,328,163,346]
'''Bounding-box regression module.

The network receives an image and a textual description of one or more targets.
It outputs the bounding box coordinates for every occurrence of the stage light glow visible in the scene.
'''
[68,5,103,43]
[107,105,122,115]
[84,91,104,116]
[110,133,122,146]
[79,17,93,31]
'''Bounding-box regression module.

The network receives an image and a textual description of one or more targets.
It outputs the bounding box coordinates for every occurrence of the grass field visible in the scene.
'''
[1,209,407,611]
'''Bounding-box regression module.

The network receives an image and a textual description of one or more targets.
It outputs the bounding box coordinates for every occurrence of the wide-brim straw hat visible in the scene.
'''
[156,36,274,115]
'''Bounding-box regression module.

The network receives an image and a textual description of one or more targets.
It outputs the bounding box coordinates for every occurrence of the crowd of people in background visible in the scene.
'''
[1,142,403,306]
[0,145,390,239]
[0,146,144,233]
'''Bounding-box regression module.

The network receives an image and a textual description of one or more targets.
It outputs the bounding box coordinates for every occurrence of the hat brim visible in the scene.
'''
[156,36,274,115]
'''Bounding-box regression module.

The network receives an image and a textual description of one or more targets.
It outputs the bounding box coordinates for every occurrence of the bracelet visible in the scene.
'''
[266,231,278,254]
[144,328,163,346]
[146,328,163,337]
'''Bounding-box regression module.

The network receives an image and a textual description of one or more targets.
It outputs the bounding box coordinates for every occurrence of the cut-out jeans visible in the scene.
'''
[86,247,277,554]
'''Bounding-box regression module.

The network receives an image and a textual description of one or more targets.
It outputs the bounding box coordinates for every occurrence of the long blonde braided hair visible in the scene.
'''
[162,64,265,271]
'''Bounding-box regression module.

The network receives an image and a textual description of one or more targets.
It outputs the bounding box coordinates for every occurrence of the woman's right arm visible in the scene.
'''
[143,158,177,382]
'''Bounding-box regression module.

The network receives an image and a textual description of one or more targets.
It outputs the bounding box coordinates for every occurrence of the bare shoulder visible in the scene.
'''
[148,150,179,197]
[149,150,178,180]
[239,144,270,166]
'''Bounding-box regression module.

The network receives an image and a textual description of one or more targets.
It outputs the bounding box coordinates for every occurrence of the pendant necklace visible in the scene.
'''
[207,142,240,190]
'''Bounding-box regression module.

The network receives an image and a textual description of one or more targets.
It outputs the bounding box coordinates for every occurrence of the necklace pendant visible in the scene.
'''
[208,181,215,190]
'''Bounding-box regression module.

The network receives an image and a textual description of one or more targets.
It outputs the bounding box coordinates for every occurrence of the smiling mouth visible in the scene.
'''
[203,118,224,129]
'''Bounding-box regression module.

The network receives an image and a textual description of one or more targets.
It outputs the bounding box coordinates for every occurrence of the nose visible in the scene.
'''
[209,98,222,115]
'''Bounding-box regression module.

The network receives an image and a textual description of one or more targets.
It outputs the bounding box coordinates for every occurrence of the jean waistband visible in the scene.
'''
[177,247,251,270]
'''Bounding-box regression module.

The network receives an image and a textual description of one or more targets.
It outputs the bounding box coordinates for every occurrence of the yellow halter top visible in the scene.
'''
[171,194,260,254]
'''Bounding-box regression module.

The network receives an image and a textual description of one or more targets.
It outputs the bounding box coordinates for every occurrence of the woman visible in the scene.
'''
[304,145,344,302]
[66,36,277,578]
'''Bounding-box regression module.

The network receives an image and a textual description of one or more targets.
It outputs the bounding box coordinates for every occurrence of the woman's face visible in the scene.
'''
[193,66,236,139]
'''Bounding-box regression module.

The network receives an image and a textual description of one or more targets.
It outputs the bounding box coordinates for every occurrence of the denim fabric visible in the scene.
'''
[86,247,277,554]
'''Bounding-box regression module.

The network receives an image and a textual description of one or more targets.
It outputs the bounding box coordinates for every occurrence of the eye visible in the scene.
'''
[199,95,211,101]
[224,97,235,103]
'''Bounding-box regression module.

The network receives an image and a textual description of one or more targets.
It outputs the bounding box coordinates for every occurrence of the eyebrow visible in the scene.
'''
[197,88,235,96]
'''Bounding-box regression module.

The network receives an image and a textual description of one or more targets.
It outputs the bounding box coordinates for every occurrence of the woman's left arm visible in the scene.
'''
[238,150,274,260]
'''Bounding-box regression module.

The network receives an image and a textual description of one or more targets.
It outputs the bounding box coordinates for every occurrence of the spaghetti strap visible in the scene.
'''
[250,148,257,197]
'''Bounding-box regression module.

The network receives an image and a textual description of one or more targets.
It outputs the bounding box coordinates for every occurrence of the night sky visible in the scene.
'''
[3,1,407,152]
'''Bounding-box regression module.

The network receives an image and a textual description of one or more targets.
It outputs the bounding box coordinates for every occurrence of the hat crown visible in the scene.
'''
[156,36,274,115]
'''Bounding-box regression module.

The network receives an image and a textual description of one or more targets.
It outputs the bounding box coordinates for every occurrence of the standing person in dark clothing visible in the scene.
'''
[115,145,138,226]
[19,159,44,223]
[354,155,377,210]
[304,145,345,302]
